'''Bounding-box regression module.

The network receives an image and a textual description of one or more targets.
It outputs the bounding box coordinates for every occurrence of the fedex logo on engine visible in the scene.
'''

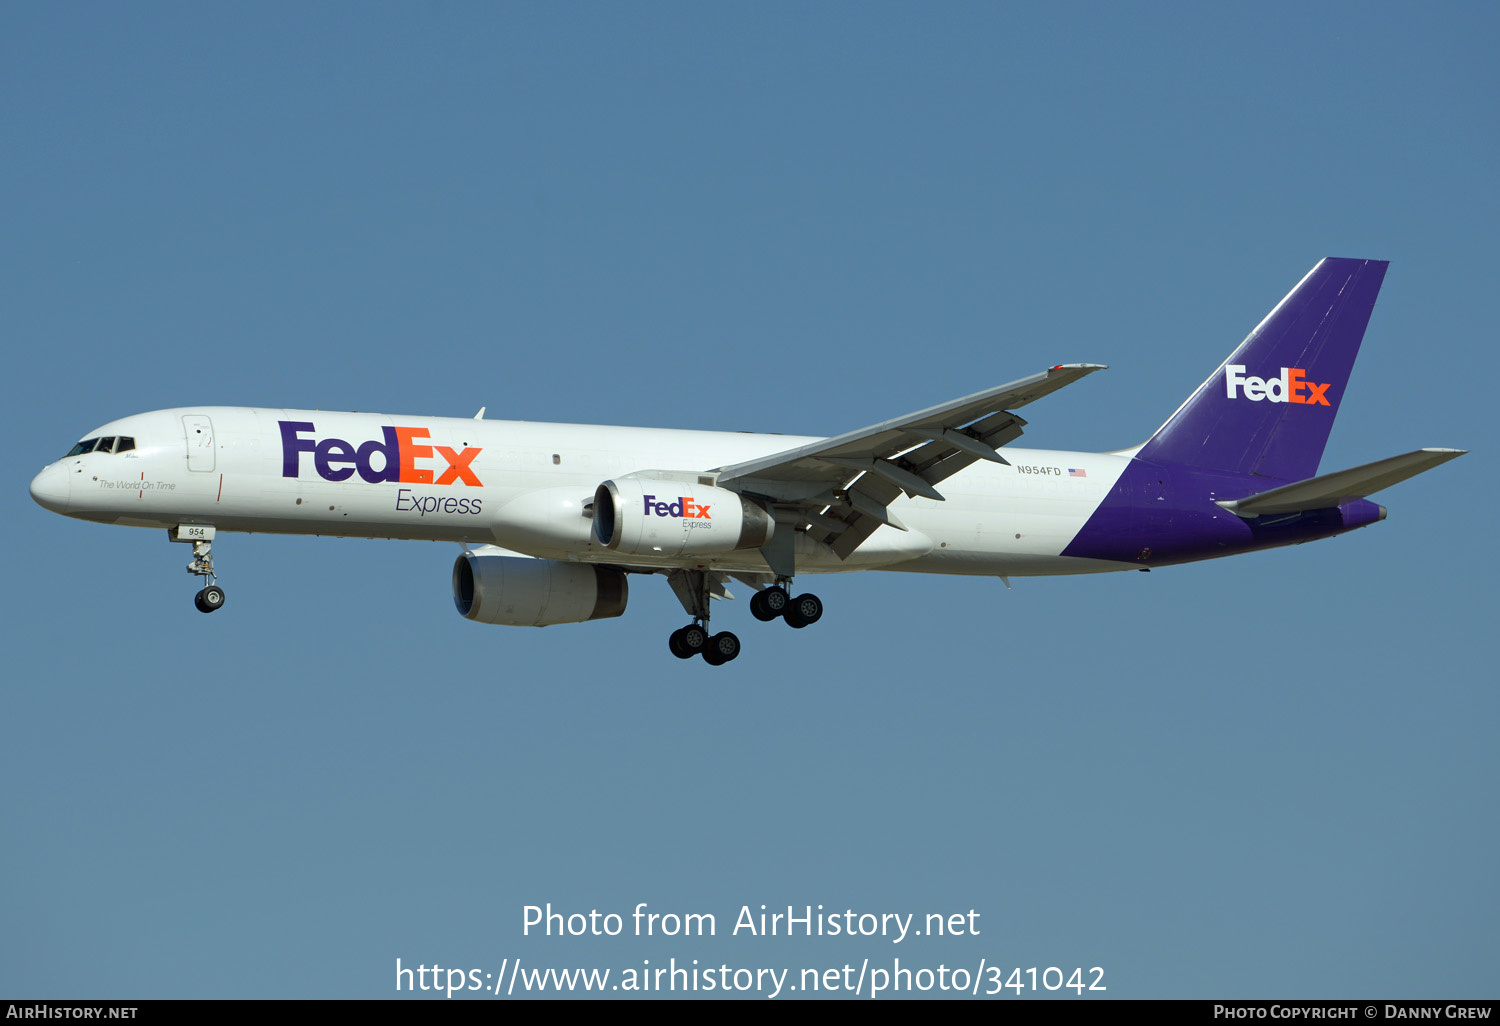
[1224,365,1332,406]
[279,421,482,486]
[643,494,711,519]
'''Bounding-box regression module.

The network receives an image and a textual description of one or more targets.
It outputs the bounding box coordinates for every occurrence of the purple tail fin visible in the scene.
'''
[1136,258,1388,481]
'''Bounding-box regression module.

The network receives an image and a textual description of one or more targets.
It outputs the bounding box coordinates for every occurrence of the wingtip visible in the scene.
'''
[1049,363,1108,372]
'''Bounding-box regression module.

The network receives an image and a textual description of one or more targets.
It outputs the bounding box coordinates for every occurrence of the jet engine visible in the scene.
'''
[593,477,773,557]
[453,550,628,627]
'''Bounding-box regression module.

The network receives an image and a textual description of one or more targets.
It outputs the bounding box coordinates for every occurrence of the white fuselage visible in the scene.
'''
[31,407,1138,578]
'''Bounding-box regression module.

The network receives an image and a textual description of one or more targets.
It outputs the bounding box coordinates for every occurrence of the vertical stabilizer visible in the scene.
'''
[1136,258,1387,481]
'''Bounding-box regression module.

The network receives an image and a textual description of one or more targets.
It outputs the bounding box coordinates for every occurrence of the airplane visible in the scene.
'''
[29,258,1465,665]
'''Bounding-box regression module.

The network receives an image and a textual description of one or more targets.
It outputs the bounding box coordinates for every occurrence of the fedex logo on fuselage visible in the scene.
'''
[643,494,711,519]
[279,421,482,486]
[1224,365,1332,406]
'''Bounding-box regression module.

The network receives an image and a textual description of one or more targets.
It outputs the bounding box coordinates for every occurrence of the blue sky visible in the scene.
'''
[2,2,1494,999]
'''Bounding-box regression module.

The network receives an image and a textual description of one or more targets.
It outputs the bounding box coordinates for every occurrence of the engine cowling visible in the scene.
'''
[453,551,628,627]
[593,477,774,557]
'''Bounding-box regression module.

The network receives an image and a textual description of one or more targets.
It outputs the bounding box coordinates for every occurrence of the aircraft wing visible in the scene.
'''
[714,363,1106,559]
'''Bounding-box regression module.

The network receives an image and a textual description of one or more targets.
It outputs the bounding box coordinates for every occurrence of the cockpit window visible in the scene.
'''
[64,436,136,457]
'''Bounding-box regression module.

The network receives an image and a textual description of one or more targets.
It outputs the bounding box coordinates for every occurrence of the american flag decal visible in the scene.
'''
[1068,468,1086,477]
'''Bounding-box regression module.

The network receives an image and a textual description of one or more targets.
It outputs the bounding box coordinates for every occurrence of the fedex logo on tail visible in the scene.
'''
[1224,365,1332,406]
[279,421,483,486]
[643,494,711,519]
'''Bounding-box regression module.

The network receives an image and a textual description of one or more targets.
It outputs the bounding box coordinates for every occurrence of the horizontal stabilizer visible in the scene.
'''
[1216,448,1467,517]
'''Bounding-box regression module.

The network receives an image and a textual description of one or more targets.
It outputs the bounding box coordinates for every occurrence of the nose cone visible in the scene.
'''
[30,463,70,513]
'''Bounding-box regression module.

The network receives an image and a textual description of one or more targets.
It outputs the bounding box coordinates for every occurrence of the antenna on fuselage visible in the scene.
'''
[473,407,486,419]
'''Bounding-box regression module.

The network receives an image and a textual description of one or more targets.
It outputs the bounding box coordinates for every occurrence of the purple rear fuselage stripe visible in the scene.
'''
[1060,457,1384,566]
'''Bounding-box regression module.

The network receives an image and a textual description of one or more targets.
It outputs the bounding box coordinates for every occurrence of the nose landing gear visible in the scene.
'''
[194,583,226,613]
[170,525,225,614]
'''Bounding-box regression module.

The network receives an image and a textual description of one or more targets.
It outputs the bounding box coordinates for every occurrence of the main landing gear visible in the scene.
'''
[663,570,822,665]
[668,623,741,665]
[664,569,741,665]
[170,525,226,614]
[749,584,823,629]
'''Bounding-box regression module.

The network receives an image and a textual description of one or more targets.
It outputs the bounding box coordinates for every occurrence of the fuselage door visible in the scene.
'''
[183,415,216,472]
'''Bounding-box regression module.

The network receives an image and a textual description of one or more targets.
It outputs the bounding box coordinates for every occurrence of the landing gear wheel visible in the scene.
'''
[750,587,789,622]
[678,624,708,654]
[195,585,225,614]
[668,628,694,659]
[701,631,740,665]
[784,593,822,629]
